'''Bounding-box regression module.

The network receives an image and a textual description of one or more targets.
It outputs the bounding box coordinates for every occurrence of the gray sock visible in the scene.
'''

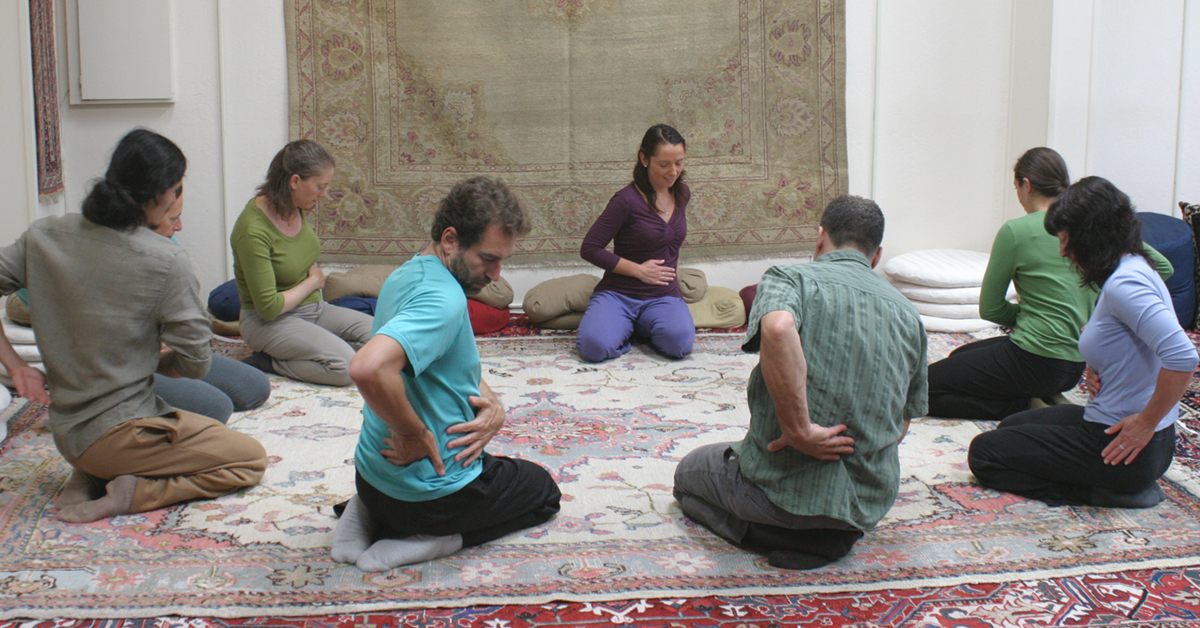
[356,534,463,572]
[57,475,138,523]
[330,496,374,564]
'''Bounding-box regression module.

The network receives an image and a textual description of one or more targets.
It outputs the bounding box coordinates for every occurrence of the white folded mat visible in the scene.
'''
[891,280,1017,304]
[912,301,982,320]
[1,310,36,344]
[920,315,999,333]
[883,249,991,288]
[0,361,44,382]
[11,343,39,362]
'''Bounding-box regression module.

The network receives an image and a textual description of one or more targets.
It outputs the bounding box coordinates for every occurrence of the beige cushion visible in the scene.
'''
[5,294,31,327]
[678,267,707,303]
[522,274,600,324]
[536,312,585,330]
[323,265,397,302]
[688,286,746,329]
[470,278,515,309]
[211,315,241,337]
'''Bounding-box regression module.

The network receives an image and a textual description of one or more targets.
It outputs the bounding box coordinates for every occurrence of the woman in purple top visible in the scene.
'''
[969,177,1198,508]
[577,124,694,362]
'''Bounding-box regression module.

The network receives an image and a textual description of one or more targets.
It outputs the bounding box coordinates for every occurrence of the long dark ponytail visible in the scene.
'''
[81,129,186,231]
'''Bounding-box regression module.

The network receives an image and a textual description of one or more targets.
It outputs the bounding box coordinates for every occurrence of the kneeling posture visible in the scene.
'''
[674,196,927,569]
[333,177,561,572]
[968,177,1198,508]
[0,129,267,523]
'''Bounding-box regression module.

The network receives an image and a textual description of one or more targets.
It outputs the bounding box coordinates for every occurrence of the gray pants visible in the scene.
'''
[153,354,271,423]
[673,442,855,546]
[240,301,373,386]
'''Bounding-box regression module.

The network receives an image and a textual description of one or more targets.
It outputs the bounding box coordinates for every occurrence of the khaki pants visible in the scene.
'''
[68,411,267,513]
[240,301,373,386]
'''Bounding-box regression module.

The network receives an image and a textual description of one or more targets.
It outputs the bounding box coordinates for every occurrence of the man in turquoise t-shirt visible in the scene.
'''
[331,177,560,572]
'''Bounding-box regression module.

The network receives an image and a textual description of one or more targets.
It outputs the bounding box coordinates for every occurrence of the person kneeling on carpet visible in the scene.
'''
[673,196,928,570]
[968,177,1198,508]
[331,177,561,572]
[0,129,267,523]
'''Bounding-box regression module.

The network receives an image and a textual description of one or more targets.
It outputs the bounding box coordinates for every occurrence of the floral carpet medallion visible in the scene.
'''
[285,0,848,266]
[1,332,1200,618]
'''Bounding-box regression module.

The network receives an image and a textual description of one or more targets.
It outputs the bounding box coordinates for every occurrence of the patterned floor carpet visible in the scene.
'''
[2,328,1200,625]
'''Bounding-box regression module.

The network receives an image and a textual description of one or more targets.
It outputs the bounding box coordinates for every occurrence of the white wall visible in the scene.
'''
[50,0,228,294]
[1086,0,1185,215]
[3,0,1199,302]
[0,0,40,247]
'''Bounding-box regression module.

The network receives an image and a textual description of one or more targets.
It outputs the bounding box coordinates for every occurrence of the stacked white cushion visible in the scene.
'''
[1,306,42,375]
[1,310,35,345]
[884,250,1001,333]
[920,315,997,334]
[911,301,980,319]
[891,281,1016,304]
[883,249,991,288]
[0,385,8,441]
[0,361,45,390]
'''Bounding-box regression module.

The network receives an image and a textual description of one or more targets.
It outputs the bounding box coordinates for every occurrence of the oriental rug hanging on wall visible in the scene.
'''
[285,0,848,267]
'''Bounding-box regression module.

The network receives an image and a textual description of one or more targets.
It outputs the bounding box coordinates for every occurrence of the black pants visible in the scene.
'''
[968,404,1175,506]
[356,454,561,547]
[928,335,1085,420]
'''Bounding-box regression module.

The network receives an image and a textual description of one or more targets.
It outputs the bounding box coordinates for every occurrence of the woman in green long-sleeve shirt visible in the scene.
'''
[927,147,1171,420]
[231,140,372,386]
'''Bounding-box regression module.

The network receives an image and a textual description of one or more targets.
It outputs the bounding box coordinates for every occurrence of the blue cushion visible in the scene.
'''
[331,296,377,316]
[207,280,242,322]
[1139,212,1195,328]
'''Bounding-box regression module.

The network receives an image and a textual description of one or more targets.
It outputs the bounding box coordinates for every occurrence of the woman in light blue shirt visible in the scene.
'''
[969,177,1198,508]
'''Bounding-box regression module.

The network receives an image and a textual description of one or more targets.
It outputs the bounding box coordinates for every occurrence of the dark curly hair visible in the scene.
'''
[81,129,186,231]
[1044,176,1151,289]
[430,177,530,249]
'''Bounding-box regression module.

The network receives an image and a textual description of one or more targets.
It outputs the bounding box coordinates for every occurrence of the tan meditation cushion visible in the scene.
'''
[678,267,707,303]
[687,286,746,329]
[325,264,514,309]
[469,277,515,310]
[211,315,241,337]
[522,274,600,324]
[323,265,397,302]
[536,312,585,330]
[5,294,31,327]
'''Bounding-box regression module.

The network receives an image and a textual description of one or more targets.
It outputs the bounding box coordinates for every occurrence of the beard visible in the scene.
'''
[448,253,488,296]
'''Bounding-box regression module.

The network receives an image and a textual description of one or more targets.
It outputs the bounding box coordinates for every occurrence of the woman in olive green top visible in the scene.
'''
[928,148,1170,420]
[231,140,372,386]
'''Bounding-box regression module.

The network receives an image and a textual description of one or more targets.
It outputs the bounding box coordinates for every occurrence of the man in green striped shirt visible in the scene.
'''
[674,196,928,570]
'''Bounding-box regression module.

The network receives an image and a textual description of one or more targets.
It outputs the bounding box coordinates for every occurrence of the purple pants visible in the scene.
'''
[576,291,695,362]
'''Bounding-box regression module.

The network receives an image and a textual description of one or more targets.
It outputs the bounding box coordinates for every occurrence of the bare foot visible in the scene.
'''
[57,475,138,523]
[54,469,105,509]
